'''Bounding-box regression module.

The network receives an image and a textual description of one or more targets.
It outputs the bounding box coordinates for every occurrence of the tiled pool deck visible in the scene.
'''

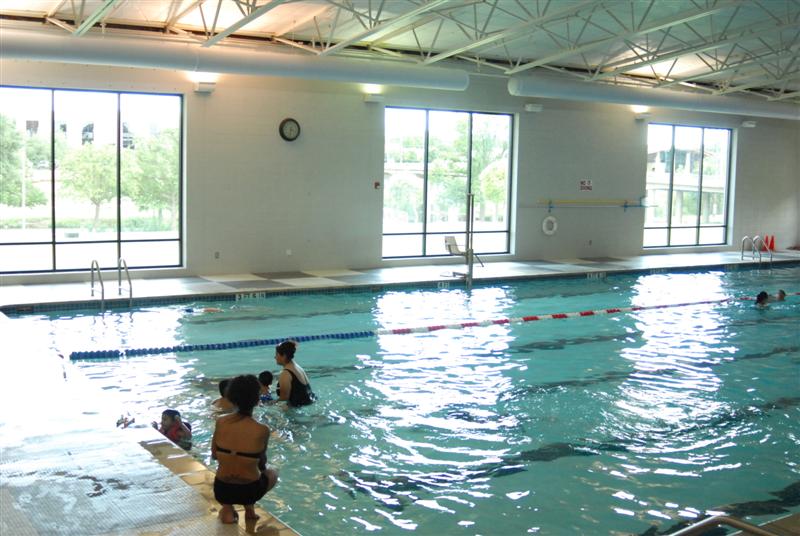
[3,250,800,312]
[1,250,799,536]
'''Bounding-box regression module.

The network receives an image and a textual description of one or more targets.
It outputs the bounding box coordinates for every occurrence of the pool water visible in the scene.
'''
[23,267,800,535]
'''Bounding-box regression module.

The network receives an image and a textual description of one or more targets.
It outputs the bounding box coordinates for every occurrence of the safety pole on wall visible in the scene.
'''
[466,193,475,291]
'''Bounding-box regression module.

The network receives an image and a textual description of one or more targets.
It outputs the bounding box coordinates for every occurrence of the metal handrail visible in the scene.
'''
[741,235,754,260]
[117,257,132,306]
[90,260,105,311]
[752,236,772,265]
[667,514,779,536]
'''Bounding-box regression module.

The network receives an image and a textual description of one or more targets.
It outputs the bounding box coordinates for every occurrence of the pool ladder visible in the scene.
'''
[667,512,795,535]
[90,258,133,310]
[741,235,772,266]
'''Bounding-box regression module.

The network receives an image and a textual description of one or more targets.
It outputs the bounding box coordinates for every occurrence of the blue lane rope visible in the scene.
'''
[69,331,378,360]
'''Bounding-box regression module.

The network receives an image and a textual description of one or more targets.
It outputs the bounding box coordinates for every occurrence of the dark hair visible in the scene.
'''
[218,379,231,397]
[226,374,260,416]
[276,340,297,361]
[162,409,181,420]
[258,370,273,386]
[756,291,768,304]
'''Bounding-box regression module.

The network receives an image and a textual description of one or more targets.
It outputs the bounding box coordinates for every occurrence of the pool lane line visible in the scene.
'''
[70,294,786,360]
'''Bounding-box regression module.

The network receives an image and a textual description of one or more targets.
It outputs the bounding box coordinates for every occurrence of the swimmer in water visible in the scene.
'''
[152,409,192,450]
[258,370,274,403]
[212,379,236,413]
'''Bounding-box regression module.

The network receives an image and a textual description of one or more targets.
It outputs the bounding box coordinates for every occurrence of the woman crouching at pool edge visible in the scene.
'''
[211,374,279,524]
[275,340,316,406]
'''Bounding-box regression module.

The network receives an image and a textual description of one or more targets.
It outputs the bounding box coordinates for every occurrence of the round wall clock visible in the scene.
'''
[279,118,300,141]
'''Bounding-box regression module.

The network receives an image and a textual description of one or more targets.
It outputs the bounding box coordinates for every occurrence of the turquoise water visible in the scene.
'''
[26,267,800,535]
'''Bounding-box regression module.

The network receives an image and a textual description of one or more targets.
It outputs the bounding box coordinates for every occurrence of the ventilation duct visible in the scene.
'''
[0,28,470,91]
[508,74,799,121]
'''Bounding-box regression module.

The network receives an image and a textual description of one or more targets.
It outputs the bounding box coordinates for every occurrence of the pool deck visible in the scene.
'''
[2,250,799,312]
[1,250,799,536]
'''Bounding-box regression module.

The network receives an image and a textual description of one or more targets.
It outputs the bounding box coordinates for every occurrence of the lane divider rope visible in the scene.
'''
[68,293,797,360]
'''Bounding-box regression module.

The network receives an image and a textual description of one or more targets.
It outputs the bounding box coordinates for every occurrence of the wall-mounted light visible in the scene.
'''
[363,93,385,104]
[741,120,757,128]
[194,81,216,93]
[524,103,543,113]
[361,83,383,94]
[634,112,651,122]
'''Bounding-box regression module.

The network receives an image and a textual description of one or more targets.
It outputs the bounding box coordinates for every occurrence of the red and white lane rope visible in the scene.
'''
[373,292,797,336]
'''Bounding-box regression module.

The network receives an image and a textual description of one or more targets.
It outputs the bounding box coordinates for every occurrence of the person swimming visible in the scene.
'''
[212,379,236,413]
[756,289,787,307]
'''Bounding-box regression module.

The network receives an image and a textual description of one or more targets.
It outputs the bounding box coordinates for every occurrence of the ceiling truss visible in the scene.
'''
[2,0,799,102]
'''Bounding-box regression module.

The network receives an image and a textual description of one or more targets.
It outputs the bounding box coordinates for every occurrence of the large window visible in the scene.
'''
[644,124,731,248]
[0,86,182,273]
[383,107,512,258]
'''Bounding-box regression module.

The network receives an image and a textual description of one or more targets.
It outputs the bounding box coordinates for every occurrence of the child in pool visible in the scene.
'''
[152,409,192,450]
[258,370,274,403]
[212,379,236,413]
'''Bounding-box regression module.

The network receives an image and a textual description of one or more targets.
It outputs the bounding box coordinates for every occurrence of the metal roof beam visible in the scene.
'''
[592,18,800,81]
[165,0,206,32]
[45,16,75,33]
[506,0,742,75]
[715,71,800,94]
[423,0,603,65]
[202,0,291,47]
[73,0,121,36]
[658,45,800,88]
[768,89,800,101]
[369,0,484,49]
[319,0,459,56]
[46,0,68,18]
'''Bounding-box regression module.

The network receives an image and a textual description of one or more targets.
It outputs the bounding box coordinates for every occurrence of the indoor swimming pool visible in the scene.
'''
[17,265,800,535]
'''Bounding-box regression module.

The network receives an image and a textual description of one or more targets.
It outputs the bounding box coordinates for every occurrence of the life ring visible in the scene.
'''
[542,215,558,236]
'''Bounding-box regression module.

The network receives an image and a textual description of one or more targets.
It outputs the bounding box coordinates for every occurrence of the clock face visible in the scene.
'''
[279,118,300,141]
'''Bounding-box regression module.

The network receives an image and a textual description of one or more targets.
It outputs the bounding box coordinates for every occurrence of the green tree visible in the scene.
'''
[427,121,468,221]
[125,128,179,228]
[385,173,423,223]
[475,159,508,221]
[25,134,66,170]
[0,114,47,208]
[60,142,117,230]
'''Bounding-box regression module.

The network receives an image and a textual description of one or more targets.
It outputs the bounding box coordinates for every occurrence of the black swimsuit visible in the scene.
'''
[215,443,267,472]
[213,443,269,505]
[278,369,316,407]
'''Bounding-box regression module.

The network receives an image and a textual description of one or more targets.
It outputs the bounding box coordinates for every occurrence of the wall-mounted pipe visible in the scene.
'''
[509,74,800,121]
[0,28,470,91]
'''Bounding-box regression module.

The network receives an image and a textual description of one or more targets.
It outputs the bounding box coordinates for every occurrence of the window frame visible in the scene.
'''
[643,122,733,249]
[382,106,514,259]
[0,84,184,274]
